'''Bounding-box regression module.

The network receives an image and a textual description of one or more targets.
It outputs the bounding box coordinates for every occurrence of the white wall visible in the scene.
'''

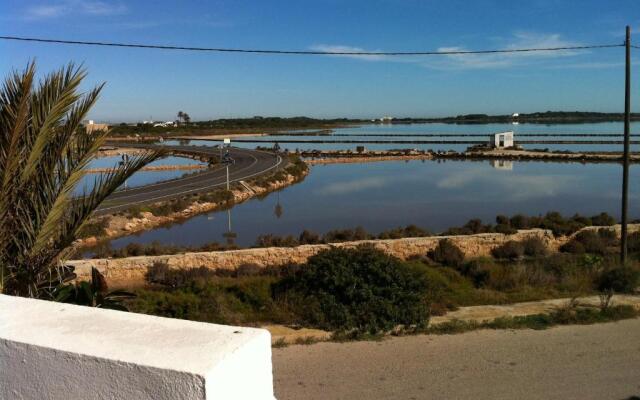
[0,294,275,400]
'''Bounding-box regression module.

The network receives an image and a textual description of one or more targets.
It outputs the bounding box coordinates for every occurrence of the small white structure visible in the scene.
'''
[0,294,275,400]
[379,116,394,123]
[489,131,514,149]
[511,113,519,118]
[490,159,514,170]
[83,120,109,134]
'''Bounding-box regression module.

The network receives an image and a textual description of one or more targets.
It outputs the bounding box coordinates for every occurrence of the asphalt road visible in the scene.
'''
[96,145,282,214]
[273,319,640,400]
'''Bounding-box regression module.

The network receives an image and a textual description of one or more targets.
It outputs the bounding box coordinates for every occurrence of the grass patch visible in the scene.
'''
[426,305,639,335]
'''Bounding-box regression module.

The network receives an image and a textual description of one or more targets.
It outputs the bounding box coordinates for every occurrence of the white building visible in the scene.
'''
[489,131,514,149]
[490,159,514,170]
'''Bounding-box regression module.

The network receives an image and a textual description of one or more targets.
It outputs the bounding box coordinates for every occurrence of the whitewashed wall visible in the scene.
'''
[0,294,275,400]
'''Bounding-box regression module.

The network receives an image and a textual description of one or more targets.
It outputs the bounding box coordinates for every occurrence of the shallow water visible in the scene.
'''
[75,156,207,196]
[164,121,640,153]
[103,158,640,250]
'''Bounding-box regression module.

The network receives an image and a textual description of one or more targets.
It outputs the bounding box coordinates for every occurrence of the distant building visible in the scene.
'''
[379,116,394,123]
[511,113,519,118]
[489,131,514,149]
[153,121,176,128]
[84,120,109,134]
[356,145,367,153]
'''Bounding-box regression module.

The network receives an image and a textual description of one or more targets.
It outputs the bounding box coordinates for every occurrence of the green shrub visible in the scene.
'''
[491,241,524,260]
[628,232,640,253]
[78,218,110,239]
[574,231,608,255]
[559,240,585,254]
[522,237,548,257]
[323,226,370,242]
[597,267,640,294]
[273,245,430,333]
[591,212,616,226]
[298,230,321,244]
[429,239,465,268]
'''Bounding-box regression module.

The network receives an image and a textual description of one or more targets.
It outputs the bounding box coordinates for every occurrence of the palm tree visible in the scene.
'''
[183,112,191,125]
[0,62,164,298]
[177,111,184,124]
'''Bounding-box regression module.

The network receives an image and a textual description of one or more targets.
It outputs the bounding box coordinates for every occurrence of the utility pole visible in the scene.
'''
[621,25,632,264]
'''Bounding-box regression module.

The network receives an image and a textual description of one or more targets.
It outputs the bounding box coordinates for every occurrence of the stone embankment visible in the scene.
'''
[70,229,557,287]
[299,149,640,164]
[440,149,640,163]
[306,154,433,164]
[70,223,640,287]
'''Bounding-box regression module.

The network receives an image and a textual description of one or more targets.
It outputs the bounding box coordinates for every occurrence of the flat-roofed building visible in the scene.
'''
[84,120,109,134]
[489,131,514,149]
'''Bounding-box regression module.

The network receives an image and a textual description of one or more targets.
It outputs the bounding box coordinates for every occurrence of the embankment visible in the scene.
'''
[77,167,308,247]
[70,224,640,287]
[70,229,557,287]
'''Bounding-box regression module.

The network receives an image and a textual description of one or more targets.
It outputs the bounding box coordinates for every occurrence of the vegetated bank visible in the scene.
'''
[70,211,638,285]
[75,154,309,247]
[107,117,363,138]
[121,232,640,343]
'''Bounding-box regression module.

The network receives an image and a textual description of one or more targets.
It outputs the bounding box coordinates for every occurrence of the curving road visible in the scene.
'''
[96,145,283,215]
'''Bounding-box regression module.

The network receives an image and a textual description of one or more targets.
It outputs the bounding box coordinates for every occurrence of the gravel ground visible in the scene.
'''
[273,318,640,400]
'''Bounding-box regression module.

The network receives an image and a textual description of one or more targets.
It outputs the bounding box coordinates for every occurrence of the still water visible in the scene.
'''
[165,121,640,153]
[104,159,640,250]
[75,156,207,196]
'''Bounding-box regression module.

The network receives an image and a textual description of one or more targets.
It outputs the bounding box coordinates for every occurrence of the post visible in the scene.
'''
[226,164,230,190]
[621,25,632,263]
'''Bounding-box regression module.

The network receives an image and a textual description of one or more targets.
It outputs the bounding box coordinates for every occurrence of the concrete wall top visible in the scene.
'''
[0,294,274,399]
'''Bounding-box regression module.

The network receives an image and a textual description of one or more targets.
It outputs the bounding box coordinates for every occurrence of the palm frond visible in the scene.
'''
[0,62,164,299]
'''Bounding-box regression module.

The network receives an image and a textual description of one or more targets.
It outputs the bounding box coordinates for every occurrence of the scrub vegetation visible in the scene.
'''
[128,235,640,335]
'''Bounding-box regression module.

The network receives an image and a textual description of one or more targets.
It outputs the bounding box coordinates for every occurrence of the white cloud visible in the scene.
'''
[309,44,390,61]
[25,0,127,20]
[423,32,584,70]
[312,32,593,70]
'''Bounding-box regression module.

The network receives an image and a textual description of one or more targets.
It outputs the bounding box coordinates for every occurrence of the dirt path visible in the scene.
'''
[265,295,640,344]
[273,318,640,400]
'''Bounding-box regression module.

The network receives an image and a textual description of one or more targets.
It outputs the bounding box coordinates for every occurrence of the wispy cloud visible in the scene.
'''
[423,32,584,70]
[311,32,606,70]
[25,0,127,20]
[308,44,390,61]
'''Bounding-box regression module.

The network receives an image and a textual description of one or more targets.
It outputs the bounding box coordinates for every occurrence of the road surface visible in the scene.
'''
[96,145,282,214]
[273,319,640,400]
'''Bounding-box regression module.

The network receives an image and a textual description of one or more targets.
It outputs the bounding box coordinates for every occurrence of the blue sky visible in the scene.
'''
[1,0,639,121]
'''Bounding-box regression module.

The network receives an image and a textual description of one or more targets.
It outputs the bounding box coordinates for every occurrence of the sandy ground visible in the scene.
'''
[273,318,640,400]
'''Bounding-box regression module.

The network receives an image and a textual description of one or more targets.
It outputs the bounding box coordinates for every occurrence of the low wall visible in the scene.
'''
[69,229,556,287]
[0,294,275,400]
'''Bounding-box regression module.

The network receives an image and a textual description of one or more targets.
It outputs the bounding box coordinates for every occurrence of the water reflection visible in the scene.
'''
[101,159,639,251]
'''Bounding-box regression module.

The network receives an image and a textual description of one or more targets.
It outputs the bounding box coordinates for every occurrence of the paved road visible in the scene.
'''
[273,319,640,400]
[96,145,282,214]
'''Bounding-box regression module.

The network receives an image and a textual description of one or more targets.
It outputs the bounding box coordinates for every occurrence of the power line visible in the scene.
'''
[0,35,624,56]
